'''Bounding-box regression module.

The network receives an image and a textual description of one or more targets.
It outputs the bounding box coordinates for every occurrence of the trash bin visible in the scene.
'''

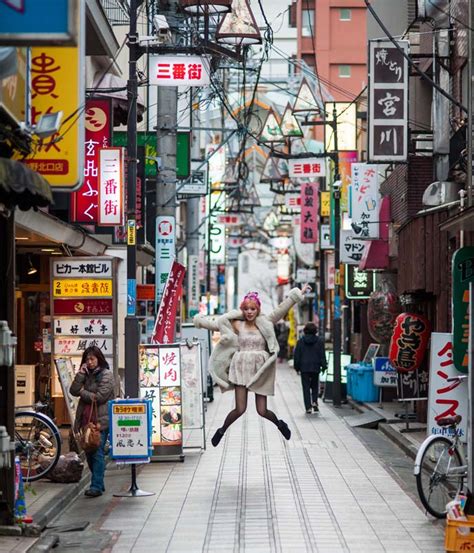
[347,363,379,402]
[345,363,360,398]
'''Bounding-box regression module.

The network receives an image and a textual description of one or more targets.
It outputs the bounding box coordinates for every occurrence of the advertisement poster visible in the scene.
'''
[350,163,380,239]
[427,333,468,441]
[109,399,153,463]
[152,261,185,344]
[139,344,183,459]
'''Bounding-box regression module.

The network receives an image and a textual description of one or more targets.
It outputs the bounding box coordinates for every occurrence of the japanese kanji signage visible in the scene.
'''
[24,38,85,189]
[351,163,380,239]
[345,265,375,299]
[209,191,226,265]
[452,247,474,373]
[288,158,326,178]
[187,255,200,319]
[427,333,468,442]
[109,399,153,463]
[53,259,112,277]
[216,214,242,226]
[285,194,301,209]
[152,261,186,344]
[54,318,112,336]
[373,357,397,387]
[54,337,113,356]
[71,98,112,223]
[155,216,176,307]
[99,147,124,226]
[300,182,319,244]
[368,39,409,162]
[53,299,113,316]
[139,344,183,459]
[320,191,330,217]
[340,230,365,265]
[149,55,210,86]
[389,312,431,372]
[53,279,113,298]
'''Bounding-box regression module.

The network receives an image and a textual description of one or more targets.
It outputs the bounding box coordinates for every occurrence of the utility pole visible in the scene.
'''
[155,0,178,306]
[331,102,342,407]
[124,0,142,398]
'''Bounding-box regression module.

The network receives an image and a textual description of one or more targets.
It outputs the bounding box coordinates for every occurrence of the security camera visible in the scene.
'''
[332,180,342,190]
[153,15,171,42]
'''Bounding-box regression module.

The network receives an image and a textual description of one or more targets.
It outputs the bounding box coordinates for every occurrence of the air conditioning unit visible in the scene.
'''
[422,181,461,207]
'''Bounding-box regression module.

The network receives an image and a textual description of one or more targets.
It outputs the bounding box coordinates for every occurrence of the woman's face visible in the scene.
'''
[242,301,259,322]
[85,354,99,370]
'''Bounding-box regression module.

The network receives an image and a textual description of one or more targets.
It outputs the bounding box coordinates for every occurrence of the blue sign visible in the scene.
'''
[373,357,397,387]
[127,279,136,316]
[108,399,153,463]
[0,0,76,45]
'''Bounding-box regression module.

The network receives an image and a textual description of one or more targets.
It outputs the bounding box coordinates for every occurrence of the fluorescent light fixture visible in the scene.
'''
[27,256,37,275]
[41,248,55,252]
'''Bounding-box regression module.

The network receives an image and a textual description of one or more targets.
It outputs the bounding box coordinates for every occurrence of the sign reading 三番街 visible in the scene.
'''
[350,163,380,239]
[368,39,409,163]
[109,399,153,463]
[155,216,176,307]
[452,247,474,373]
[22,5,85,190]
[149,55,210,86]
[99,147,124,226]
[53,259,113,277]
[53,279,113,297]
[288,158,326,178]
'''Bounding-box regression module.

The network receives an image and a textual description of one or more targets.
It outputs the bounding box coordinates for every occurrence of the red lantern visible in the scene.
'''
[389,313,431,372]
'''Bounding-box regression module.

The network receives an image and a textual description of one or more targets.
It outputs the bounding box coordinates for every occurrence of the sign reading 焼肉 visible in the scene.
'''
[139,344,183,460]
[427,333,467,442]
[368,39,409,162]
[109,399,153,463]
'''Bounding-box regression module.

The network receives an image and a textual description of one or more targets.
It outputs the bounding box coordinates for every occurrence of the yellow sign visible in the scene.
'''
[321,191,330,216]
[113,404,145,415]
[53,279,113,297]
[24,41,84,190]
[127,220,136,246]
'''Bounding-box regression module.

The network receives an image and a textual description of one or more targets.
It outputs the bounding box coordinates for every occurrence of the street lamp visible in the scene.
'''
[216,0,262,45]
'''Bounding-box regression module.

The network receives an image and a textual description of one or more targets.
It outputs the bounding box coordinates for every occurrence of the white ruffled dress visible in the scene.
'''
[228,325,270,387]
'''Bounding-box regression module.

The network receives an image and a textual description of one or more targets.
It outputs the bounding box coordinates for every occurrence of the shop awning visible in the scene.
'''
[359,196,391,271]
[0,158,53,210]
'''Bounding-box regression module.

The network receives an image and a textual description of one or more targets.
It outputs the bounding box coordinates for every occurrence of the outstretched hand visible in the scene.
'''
[301,282,312,294]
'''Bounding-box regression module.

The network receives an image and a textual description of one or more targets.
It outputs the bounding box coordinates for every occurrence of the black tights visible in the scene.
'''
[220,386,280,432]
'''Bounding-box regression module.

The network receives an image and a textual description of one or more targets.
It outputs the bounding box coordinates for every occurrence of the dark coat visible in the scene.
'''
[70,366,115,433]
[294,334,327,373]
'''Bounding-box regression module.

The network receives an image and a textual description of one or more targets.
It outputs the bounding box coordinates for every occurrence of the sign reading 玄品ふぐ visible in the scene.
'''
[109,399,153,463]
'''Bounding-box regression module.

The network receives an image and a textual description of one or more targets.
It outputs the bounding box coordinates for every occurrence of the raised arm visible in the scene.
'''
[193,313,220,332]
[267,284,309,324]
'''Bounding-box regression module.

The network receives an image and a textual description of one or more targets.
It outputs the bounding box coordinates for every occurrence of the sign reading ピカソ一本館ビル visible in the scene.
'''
[53,259,113,277]
[452,247,474,373]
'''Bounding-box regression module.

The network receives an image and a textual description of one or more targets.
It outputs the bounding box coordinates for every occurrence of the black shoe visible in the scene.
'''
[277,420,291,440]
[211,428,225,447]
[305,408,312,414]
[85,489,102,498]
[312,403,319,413]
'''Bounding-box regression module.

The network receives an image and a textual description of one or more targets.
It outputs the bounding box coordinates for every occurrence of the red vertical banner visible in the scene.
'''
[152,261,186,344]
[300,182,319,244]
[71,98,112,223]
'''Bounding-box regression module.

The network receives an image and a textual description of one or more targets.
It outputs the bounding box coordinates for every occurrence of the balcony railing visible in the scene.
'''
[100,0,130,25]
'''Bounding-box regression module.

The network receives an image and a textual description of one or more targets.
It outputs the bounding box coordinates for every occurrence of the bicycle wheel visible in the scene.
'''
[416,436,464,518]
[15,411,61,482]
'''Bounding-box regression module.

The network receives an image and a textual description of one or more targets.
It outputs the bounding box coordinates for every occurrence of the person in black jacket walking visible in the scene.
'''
[294,322,327,413]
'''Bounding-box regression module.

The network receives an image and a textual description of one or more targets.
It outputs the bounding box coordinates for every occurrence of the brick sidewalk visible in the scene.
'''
[49,364,445,553]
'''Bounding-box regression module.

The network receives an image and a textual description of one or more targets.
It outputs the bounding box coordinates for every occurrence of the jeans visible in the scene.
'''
[86,429,108,492]
[301,372,320,410]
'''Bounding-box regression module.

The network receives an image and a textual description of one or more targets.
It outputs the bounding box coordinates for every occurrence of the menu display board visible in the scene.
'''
[180,341,205,450]
[109,399,153,463]
[139,344,183,460]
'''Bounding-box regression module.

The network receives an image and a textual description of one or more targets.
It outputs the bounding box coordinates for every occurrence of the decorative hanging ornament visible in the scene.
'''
[216,0,262,45]
[180,0,232,15]
[280,103,303,137]
[260,156,285,183]
[260,109,285,143]
[293,79,320,113]
[389,312,431,372]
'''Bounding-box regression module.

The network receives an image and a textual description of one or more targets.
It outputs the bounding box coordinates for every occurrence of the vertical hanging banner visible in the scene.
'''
[187,255,200,318]
[155,216,176,307]
[98,147,124,226]
[338,151,358,213]
[368,39,409,162]
[350,163,380,238]
[152,261,186,344]
[300,182,319,243]
[72,98,112,223]
[23,3,85,190]
[452,247,474,373]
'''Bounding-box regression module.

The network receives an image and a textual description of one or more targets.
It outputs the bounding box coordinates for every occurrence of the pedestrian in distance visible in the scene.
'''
[294,322,327,414]
[194,284,310,446]
[70,346,115,498]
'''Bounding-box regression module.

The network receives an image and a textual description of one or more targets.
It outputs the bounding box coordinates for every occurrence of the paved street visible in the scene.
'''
[46,364,445,553]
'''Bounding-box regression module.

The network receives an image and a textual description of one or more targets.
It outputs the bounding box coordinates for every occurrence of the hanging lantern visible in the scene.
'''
[260,109,285,143]
[389,313,431,372]
[216,0,262,46]
[180,0,231,15]
[293,79,320,114]
[367,281,402,343]
[280,103,303,137]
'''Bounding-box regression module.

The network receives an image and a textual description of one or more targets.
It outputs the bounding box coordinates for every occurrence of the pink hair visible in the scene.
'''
[240,291,261,311]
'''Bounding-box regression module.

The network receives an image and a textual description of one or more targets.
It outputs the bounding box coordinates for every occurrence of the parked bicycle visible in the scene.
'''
[15,402,61,482]
[414,375,468,518]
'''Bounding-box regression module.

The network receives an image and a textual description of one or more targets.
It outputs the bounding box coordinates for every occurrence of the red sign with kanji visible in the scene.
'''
[53,299,114,316]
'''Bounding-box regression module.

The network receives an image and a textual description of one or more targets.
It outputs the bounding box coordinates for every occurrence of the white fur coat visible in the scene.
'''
[193,288,304,396]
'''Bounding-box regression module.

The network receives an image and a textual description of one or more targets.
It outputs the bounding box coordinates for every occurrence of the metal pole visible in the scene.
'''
[469,0,473,207]
[332,103,342,407]
[124,0,141,398]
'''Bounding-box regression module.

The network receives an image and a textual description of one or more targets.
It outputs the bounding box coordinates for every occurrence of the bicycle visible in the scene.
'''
[414,375,468,519]
[15,402,61,482]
